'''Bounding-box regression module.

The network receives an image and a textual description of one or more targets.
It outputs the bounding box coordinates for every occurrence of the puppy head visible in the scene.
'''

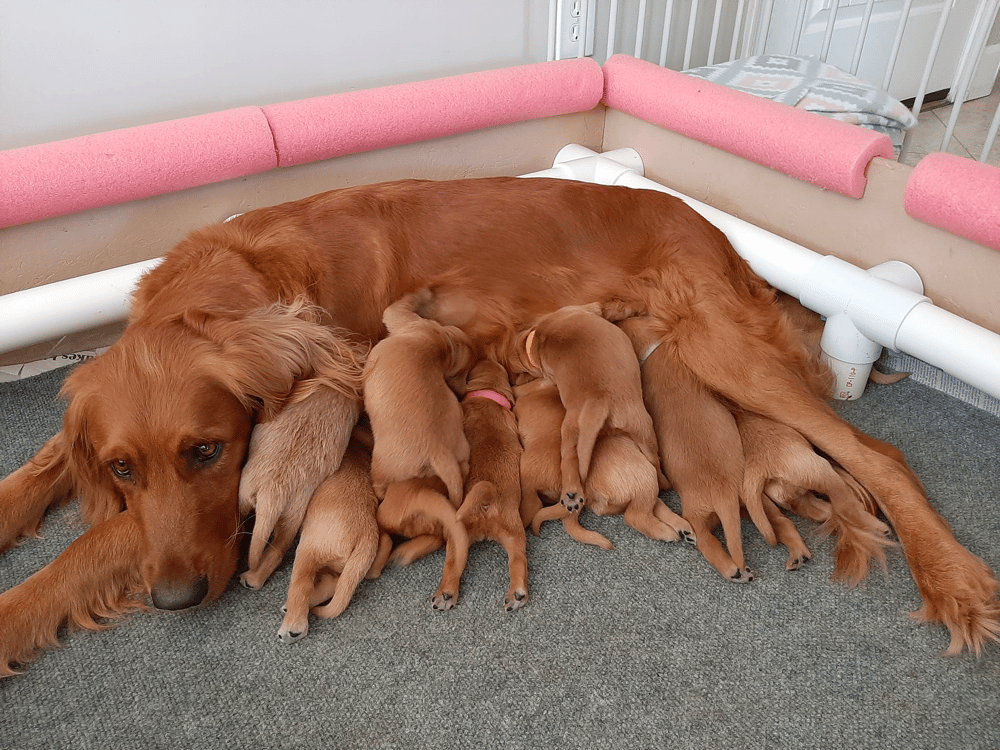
[463,358,514,404]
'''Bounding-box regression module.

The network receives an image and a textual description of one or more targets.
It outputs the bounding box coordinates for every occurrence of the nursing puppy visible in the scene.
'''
[238,385,362,591]
[457,359,529,611]
[373,476,471,610]
[277,432,391,643]
[515,375,691,547]
[616,313,758,582]
[736,411,893,582]
[509,303,661,514]
[364,290,475,505]
[514,377,615,550]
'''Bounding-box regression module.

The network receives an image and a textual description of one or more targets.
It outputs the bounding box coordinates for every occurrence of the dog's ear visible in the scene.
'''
[199,300,367,420]
[598,297,647,322]
[382,294,425,335]
[59,372,127,526]
[443,325,476,379]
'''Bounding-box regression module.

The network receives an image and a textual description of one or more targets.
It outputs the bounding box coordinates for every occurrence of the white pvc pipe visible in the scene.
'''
[0,258,163,355]
[520,145,1000,401]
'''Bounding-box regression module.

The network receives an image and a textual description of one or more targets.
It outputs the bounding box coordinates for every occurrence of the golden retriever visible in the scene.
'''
[457,359,529,611]
[1,177,995,674]
[277,433,390,643]
[508,303,661,514]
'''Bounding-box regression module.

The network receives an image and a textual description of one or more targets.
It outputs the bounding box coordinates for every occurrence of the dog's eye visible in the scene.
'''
[194,442,221,463]
[110,460,132,480]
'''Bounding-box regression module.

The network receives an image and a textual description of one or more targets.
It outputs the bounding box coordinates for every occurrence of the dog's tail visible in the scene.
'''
[740,471,778,547]
[458,480,498,524]
[311,530,381,621]
[245,490,280,575]
[574,400,609,483]
[531,504,614,550]
[416,485,471,581]
[433,455,467,508]
[821,467,895,586]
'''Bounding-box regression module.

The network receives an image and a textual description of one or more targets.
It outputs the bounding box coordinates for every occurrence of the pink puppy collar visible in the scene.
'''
[465,389,513,410]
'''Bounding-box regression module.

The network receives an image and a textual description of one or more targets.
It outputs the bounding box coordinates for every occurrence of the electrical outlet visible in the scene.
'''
[555,0,596,60]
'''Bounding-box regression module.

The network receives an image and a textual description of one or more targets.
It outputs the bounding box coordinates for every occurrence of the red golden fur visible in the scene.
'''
[508,303,661,514]
[239,385,361,591]
[364,291,475,505]
[1,177,996,674]
[514,377,616,550]
[278,433,390,643]
[735,411,893,581]
[457,359,529,611]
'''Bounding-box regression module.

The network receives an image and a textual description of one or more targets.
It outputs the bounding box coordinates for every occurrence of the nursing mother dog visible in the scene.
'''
[0,177,997,674]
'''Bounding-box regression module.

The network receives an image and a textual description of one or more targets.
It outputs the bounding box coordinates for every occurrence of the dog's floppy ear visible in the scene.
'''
[59,371,127,526]
[598,297,648,322]
[198,299,368,421]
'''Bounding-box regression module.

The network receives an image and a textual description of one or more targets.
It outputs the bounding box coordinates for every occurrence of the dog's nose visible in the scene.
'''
[150,576,210,611]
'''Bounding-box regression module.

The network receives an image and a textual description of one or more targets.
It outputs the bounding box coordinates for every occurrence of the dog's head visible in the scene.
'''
[59,300,366,611]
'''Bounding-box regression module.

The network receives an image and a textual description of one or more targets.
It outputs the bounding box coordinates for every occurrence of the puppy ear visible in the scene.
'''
[382,293,424,334]
[443,325,476,378]
[200,300,367,420]
[598,297,647,322]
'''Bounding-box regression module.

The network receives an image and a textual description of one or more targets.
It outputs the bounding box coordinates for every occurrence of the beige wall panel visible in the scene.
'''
[0,109,604,365]
[601,109,1000,336]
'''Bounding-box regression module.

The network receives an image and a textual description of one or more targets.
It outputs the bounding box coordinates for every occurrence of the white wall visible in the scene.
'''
[0,0,550,150]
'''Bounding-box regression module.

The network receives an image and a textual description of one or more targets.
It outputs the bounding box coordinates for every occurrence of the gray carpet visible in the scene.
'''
[1,366,998,750]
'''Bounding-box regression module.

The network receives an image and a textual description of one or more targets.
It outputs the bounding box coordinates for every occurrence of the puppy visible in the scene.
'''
[510,303,661,514]
[364,290,475,505]
[454,359,529,610]
[616,313,758,582]
[277,432,391,643]
[514,376,615,550]
[239,385,361,590]
[515,376,692,547]
[736,410,893,582]
[372,476,471,610]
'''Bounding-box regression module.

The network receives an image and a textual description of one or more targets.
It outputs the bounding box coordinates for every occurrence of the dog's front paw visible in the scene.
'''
[432,590,458,611]
[239,571,265,591]
[561,492,584,513]
[504,588,528,612]
[729,566,754,583]
[679,529,697,546]
[786,552,811,570]
[277,626,308,644]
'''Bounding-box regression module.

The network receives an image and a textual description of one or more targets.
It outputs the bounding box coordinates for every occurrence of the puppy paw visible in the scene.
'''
[728,566,754,584]
[561,492,584,513]
[504,589,528,612]
[277,626,307,644]
[432,591,458,611]
[239,571,265,591]
[786,552,811,571]
[679,529,697,546]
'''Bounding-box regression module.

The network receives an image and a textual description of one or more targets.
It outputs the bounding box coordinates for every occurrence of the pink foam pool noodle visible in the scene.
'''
[263,58,605,167]
[904,152,1000,251]
[601,54,893,199]
[0,107,277,229]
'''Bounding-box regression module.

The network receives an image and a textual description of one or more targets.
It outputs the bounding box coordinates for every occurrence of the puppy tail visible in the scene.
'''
[434,457,468,508]
[575,400,609,483]
[531,504,614,550]
[311,531,380,620]
[740,473,777,547]
[459,481,498,523]
[246,494,281,574]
